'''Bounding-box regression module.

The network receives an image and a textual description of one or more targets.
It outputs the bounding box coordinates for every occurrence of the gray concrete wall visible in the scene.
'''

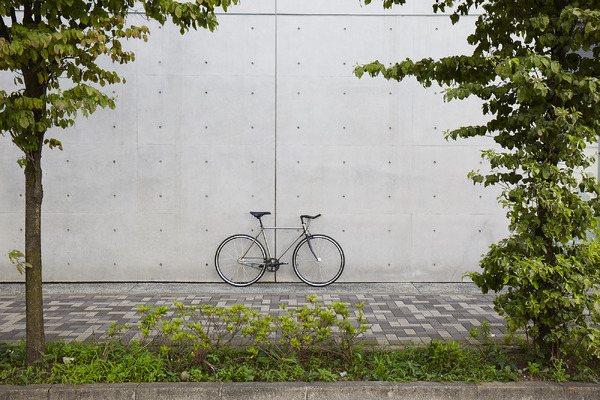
[1,1,512,283]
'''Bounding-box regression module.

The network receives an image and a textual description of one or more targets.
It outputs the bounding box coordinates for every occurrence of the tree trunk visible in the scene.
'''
[24,148,45,366]
[20,53,48,366]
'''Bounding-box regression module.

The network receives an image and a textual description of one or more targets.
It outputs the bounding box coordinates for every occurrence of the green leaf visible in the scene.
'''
[8,249,32,275]
[18,115,30,129]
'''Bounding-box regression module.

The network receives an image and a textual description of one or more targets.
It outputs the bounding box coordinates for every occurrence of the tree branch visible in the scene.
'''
[24,0,33,24]
[0,16,10,42]
[34,1,41,24]
[554,0,569,12]
[10,7,17,25]
[510,0,526,20]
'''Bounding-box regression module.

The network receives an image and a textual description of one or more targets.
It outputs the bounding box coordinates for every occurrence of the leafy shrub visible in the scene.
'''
[136,301,273,370]
[270,296,368,361]
[1,297,599,385]
[470,244,600,359]
[134,296,368,367]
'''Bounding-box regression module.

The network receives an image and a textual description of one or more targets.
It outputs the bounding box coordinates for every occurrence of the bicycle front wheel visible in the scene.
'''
[292,234,344,287]
[215,235,267,286]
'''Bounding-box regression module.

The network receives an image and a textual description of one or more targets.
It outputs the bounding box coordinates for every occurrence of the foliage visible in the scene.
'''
[136,301,273,371]
[7,250,31,275]
[272,295,369,361]
[549,357,570,382]
[0,0,237,160]
[2,300,600,384]
[356,0,600,357]
[0,0,237,365]
[134,296,368,365]
[0,340,167,384]
[469,322,519,380]
[0,338,522,384]
[0,342,23,368]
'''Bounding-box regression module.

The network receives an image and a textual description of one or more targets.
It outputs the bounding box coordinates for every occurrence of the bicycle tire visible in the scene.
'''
[215,234,267,286]
[292,234,344,287]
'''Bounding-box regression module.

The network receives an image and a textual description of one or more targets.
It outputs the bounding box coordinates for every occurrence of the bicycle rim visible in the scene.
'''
[293,235,344,286]
[215,235,266,286]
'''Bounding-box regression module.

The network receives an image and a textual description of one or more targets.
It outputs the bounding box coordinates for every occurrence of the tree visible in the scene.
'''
[0,0,237,365]
[356,0,600,357]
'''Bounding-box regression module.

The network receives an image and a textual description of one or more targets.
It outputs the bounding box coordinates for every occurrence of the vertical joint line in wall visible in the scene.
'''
[274,2,278,282]
[274,2,278,224]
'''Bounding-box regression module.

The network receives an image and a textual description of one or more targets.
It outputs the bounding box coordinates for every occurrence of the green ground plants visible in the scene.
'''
[134,295,369,368]
[0,300,598,385]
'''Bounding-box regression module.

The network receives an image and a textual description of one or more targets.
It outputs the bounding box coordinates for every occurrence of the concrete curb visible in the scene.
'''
[0,282,488,296]
[1,381,599,399]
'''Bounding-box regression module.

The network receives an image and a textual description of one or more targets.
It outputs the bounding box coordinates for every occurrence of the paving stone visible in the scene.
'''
[0,291,515,345]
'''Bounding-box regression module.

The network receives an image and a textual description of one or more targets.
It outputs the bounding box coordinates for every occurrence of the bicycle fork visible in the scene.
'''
[305,237,322,263]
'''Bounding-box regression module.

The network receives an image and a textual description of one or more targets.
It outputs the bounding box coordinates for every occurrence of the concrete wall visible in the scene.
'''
[0,1,511,283]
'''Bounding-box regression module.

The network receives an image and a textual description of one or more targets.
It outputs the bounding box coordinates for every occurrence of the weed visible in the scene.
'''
[308,368,338,382]
[527,361,541,378]
[573,363,599,383]
[1,298,599,385]
[549,357,570,382]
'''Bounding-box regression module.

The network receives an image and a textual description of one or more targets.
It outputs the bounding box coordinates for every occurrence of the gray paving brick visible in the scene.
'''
[0,291,515,346]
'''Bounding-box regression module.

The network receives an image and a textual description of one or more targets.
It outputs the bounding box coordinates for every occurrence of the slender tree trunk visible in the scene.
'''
[535,200,556,355]
[24,148,45,366]
[20,52,48,366]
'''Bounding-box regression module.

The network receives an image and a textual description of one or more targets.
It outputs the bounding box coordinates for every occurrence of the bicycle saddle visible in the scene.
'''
[250,211,271,219]
[301,214,321,220]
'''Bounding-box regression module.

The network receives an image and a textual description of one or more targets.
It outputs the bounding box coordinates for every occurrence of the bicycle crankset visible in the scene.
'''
[266,258,286,272]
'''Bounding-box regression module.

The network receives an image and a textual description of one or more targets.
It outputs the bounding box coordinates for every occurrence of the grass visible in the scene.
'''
[1,337,598,385]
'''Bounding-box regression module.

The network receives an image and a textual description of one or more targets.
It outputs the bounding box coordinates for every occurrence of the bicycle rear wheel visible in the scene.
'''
[292,234,344,287]
[215,234,267,286]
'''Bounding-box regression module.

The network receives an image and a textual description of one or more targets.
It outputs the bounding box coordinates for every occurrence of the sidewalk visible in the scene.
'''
[0,282,505,345]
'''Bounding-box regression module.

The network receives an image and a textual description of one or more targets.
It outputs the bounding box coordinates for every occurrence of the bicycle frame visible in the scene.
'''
[253,220,312,262]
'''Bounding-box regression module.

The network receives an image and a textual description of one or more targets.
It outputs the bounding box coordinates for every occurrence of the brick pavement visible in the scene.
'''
[0,285,509,346]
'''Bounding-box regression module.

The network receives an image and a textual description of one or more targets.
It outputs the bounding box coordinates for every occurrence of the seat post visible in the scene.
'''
[250,211,271,228]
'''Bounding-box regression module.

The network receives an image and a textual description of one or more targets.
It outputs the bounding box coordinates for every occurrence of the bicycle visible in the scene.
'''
[215,212,345,287]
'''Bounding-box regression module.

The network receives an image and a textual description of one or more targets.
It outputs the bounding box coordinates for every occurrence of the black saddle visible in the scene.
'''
[250,211,271,219]
[301,214,321,220]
